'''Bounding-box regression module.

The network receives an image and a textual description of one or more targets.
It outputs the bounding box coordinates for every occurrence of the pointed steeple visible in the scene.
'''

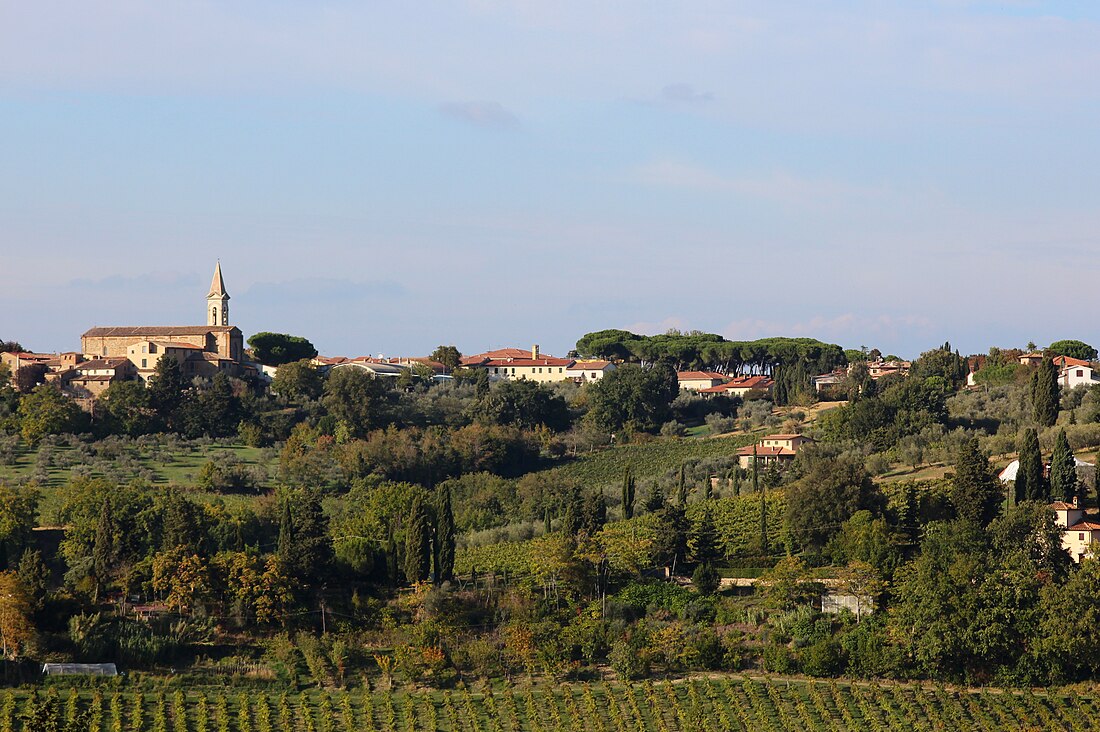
[208,260,230,299]
[207,261,230,326]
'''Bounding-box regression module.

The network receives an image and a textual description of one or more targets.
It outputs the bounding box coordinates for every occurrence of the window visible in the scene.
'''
[1080,533,1085,541]
[142,345,147,353]
[1078,370,1084,377]
[141,359,147,368]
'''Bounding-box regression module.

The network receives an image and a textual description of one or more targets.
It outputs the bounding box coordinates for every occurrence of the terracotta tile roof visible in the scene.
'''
[83,326,237,337]
[1054,356,1091,368]
[1051,501,1081,510]
[736,446,796,457]
[484,358,574,367]
[150,341,204,350]
[77,358,130,371]
[568,360,611,370]
[700,375,774,393]
[677,371,727,381]
[1067,519,1100,532]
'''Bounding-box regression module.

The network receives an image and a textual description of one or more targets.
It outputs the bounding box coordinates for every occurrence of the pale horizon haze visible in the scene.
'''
[2,2,1099,360]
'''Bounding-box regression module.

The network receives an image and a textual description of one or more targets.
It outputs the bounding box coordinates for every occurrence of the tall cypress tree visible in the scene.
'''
[403,495,431,584]
[676,464,688,505]
[690,504,720,565]
[950,437,1003,525]
[1015,428,1046,503]
[621,467,635,520]
[754,444,767,554]
[1050,429,1079,502]
[435,484,455,583]
[583,489,607,535]
[92,498,115,603]
[1031,357,1060,427]
[562,483,585,535]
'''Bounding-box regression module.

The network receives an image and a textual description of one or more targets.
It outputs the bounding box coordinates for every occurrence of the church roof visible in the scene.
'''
[208,261,230,299]
[82,326,239,338]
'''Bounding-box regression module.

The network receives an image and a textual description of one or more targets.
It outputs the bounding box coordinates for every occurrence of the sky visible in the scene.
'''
[2,1,1099,360]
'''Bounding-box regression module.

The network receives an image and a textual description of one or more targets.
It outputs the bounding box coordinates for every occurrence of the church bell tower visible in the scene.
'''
[207,261,230,326]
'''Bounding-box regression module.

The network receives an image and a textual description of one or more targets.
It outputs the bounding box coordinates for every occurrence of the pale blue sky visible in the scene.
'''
[2,1,1099,359]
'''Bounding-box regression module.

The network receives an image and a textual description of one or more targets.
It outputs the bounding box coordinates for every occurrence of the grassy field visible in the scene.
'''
[11,675,1098,731]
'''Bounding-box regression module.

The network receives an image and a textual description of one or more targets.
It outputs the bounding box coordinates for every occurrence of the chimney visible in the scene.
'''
[532,344,540,360]
[1073,494,1079,508]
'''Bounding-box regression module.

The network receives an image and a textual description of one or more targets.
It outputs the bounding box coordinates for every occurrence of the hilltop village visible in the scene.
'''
[3,262,1100,723]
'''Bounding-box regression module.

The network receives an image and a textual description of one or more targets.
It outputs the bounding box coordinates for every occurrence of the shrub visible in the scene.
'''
[692,564,720,596]
[609,632,649,680]
[761,643,796,674]
[800,638,844,677]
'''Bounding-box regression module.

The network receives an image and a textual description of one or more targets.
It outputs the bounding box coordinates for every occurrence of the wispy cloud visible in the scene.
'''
[660,83,713,103]
[631,158,890,210]
[438,100,520,129]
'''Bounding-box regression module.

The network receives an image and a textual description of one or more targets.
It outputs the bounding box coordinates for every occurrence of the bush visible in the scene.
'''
[800,638,844,677]
[761,643,796,674]
[660,421,687,438]
[609,632,649,681]
[692,564,720,595]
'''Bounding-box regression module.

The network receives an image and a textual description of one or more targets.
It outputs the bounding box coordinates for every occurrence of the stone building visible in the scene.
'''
[80,262,246,381]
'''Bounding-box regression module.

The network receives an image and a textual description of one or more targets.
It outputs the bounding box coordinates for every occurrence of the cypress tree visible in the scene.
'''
[731,467,741,497]
[754,444,767,554]
[1095,449,1100,506]
[690,505,720,565]
[643,481,665,513]
[950,437,1003,525]
[92,498,115,603]
[562,483,585,535]
[435,483,455,583]
[582,489,607,535]
[276,498,293,572]
[403,496,431,584]
[1015,428,1046,503]
[1050,429,1079,503]
[543,507,552,535]
[1031,357,1060,427]
[386,530,399,587]
[676,464,688,505]
[621,467,635,520]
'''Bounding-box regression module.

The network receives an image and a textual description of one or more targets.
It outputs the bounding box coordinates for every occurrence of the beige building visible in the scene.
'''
[700,375,774,398]
[1052,497,1100,563]
[736,434,814,470]
[677,371,728,391]
[464,345,615,384]
[80,262,245,380]
[68,358,136,398]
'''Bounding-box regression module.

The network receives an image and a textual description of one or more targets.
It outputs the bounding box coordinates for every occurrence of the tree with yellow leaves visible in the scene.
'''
[0,571,35,659]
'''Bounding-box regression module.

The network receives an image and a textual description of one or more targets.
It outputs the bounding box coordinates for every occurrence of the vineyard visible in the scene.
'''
[10,676,1100,731]
[544,432,757,487]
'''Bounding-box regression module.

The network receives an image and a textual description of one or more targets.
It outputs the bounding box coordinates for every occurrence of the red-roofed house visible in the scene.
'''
[1060,363,1100,389]
[699,375,774,398]
[464,345,615,383]
[1052,496,1100,563]
[567,360,616,382]
[736,434,813,470]
[677,371,729,391]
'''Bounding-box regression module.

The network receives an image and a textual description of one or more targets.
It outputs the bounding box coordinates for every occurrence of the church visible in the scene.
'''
[80,262,247,384]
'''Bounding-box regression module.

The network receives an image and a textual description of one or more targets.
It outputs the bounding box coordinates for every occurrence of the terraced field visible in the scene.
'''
[12,676,1100,731]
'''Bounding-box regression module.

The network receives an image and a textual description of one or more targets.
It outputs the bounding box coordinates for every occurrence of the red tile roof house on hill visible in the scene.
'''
[736,434,814,470]
[699,375,774,398]
[463,345,616,383]
[677,371,729,391]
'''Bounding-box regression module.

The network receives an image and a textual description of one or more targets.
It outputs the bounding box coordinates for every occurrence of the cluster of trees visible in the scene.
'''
[574,330,845,402]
